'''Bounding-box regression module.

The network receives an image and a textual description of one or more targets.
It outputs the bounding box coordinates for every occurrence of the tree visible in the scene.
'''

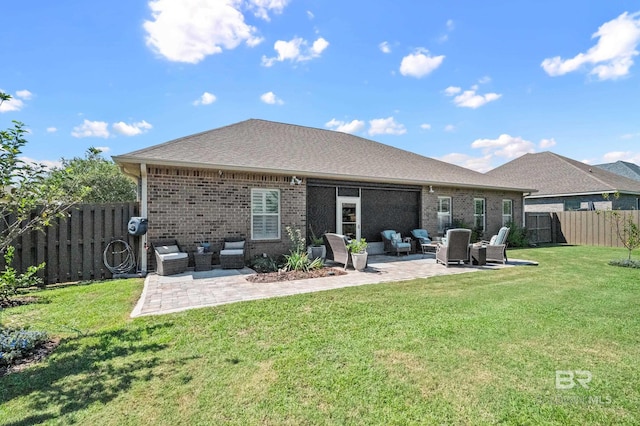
[47,147,136,203]
[600,192,640,260]
[1,92,75,253]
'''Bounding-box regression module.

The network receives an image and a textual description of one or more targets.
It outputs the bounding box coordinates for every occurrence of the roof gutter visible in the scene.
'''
[526,190,640,198]
[112,156,537,194]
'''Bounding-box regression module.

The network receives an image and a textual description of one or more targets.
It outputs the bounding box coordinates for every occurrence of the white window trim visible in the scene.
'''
[474,198,486,232]
[437,196,452,234]
[502,199,513,226]
[251,188,281,241]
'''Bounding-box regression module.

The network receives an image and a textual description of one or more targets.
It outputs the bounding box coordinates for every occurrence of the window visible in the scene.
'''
[564,199,581,211]
[251,189,280,240]
[502,199,513,226]
[437,197,451,233]
[474,198,485,232]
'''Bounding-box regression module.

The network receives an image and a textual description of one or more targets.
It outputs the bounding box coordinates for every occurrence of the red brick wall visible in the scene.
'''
[146,166,306,264]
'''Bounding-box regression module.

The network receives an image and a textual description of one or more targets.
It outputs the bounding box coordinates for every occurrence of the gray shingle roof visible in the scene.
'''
[595,161,640,182]
[486,151,640,196]
[114,119,532,192]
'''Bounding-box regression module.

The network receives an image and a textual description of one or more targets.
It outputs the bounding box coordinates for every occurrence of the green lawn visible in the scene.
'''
[1,245,639,425]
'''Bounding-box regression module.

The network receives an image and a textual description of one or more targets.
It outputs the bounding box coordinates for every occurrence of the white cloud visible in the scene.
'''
[0,96,24,113]
[602,151,640,163]
[445,84,501,108]
[247,0,290,21]
[306,10,314,20]
[260,91,284,105]
[368,117,407,136]
[262,36,329,66]
[539,138,557,149]
[471,134,536,159]
[112,120,153,136]
[18,156,62,171]
[143,0,271,64]
[193,91,217,106]
[439,153,494,173]
[620,132,640,139]
[444,86,461,96]
[420,123,431,130]
[325,118,365,134]
[95,146,111,153]
[541,11,640,80]
[46,127,58,133]
[478,75,491,84]
[444,124,456,132]
[399,48,445,78]
[446,19,455,31]
[15,90,33,100]
[72,120,110,138]
[379,41,391,54]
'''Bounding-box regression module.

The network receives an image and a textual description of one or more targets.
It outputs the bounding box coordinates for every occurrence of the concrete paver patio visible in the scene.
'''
[131,254,536,317]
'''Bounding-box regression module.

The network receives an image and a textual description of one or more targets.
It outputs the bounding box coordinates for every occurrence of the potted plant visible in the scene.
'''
[308,226,326,260]
[196,234,210,254]
[347,238,368,271]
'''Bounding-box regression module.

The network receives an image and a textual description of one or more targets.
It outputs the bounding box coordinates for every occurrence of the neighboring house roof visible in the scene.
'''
[114,119,533,192]
[595,161,640,182]
[486,151,640,198]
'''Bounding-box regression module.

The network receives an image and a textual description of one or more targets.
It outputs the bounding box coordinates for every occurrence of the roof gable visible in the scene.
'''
[486,151,640,196]
[114,119,532,192]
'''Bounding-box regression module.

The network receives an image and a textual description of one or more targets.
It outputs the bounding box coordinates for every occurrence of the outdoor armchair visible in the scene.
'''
[152,240,189,276]
[411,228,432,245]
[480,226,510,264]
[435,228,471,267]
[325,233,351,270]
[220,237,246,269]
[381,230,412,256]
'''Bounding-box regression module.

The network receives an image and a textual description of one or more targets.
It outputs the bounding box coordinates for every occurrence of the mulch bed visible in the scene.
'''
[0,296,40,310]
[1,296,59,377]
[246,267,347,283]
[0,338,60,377]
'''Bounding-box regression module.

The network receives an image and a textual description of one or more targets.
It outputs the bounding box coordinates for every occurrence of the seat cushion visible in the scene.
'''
[395,242,411,249]
[157,252,188,261]
[224,241,245,250]
[155,245,181,254]
[220,249,244,256]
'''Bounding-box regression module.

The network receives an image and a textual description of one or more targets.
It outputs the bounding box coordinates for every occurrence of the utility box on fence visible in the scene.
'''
[128,217,148,236]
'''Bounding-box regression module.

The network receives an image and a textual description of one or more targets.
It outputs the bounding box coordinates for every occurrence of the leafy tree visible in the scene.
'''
[47,147,136,203]
[1,92,75,253]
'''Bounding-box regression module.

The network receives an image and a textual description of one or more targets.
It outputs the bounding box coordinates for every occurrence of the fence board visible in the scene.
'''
[1,203,138,285]
[529,210,640,248]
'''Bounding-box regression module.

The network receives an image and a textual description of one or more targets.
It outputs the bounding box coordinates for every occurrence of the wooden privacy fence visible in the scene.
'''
[526,210,640,247]
[0,203,140,285]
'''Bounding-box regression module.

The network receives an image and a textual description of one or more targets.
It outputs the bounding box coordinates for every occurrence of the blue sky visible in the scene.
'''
[2,1,640,172]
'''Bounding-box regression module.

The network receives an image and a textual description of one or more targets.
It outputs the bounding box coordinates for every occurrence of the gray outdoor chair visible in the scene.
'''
[481,226,510,264]
[381,230,412,256]
[152,240,189,276]
[325,233,351,270]
[220,237,246,269]
[435,228,471,267]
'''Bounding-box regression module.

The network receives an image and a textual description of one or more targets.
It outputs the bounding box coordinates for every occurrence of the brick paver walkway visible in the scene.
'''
[131,254,533,317]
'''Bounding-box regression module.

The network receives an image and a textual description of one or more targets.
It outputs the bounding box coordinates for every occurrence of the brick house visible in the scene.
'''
[113,119,532,271]
[486,151,640,212]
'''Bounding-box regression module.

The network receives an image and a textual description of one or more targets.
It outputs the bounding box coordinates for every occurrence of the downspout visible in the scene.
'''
[140,163,148,273]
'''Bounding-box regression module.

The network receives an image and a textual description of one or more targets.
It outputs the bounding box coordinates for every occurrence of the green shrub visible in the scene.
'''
[505,221,529,248]
[608,259,640,269]
[1,246,45,303]
[0,328,49,366]
[250,255,281,273]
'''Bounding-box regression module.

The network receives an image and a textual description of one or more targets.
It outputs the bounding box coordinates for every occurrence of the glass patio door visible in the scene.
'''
[336,196,360,240]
